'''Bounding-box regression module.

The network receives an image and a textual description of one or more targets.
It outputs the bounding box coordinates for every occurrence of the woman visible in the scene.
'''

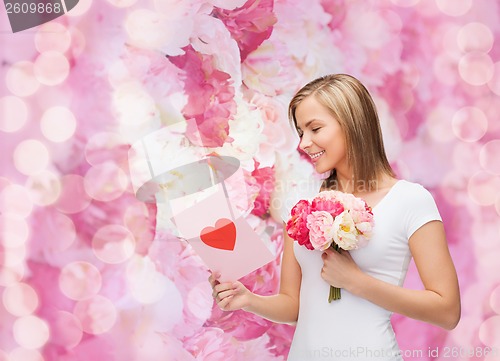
[208,74,460,360]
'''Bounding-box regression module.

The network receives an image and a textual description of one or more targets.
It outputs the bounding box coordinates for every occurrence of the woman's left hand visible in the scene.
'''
[321,247,363,291]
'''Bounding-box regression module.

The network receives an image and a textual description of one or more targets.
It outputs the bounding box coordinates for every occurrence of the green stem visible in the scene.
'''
[327,244,342,302]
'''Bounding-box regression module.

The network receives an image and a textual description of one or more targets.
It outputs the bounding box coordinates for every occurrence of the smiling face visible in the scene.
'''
[295,95,349,175]
[289,74,395,191]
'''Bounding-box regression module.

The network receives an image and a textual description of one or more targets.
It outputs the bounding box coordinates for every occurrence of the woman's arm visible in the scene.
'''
[321,220,461,330]
[209,224,302,324]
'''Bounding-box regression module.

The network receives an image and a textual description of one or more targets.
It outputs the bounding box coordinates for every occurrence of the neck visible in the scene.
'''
[335,169,355,194]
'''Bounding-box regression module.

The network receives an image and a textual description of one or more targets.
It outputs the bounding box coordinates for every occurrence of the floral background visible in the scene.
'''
[1,0,500,360]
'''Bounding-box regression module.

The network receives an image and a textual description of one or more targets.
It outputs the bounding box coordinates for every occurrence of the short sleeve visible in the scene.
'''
[404,184,442,239]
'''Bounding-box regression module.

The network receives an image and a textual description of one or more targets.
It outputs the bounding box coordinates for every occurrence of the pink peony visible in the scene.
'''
[340,192,369,211]
[306,211,335,251]
[169,46,237,147]
[311,197,345,218]
[212,0,277,61]
[286,199,313,250]
[331,210,359,250]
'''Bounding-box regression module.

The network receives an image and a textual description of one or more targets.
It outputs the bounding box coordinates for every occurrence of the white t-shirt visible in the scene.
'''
[284,179,442,361]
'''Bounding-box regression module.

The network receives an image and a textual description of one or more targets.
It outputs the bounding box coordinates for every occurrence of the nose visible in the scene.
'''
[299,132,312,152]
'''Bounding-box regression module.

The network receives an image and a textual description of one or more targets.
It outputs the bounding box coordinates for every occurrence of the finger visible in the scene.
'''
[213,282,233,295]
[215,289,234,302]
[208,271,221,285]
[209,278,220,289]
[342,250,352,259]
[218,295,233,310]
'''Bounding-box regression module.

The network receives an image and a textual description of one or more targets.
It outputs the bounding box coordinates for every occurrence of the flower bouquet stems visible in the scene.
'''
[328,244,341,303]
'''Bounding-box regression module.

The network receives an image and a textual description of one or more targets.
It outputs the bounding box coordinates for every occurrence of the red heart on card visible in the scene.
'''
[200,218,236,251]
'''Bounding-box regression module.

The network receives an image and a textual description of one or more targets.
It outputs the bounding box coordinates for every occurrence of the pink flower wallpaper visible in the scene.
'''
[1,0,500,360]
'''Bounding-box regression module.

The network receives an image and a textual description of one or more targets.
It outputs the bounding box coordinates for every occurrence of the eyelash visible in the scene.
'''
[298,128,320,137]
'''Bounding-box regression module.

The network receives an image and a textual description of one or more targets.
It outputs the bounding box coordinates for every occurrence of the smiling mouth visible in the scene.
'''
[310,150,325,160]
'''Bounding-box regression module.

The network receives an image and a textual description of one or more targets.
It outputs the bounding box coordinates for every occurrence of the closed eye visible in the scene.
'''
[312,128,320,132]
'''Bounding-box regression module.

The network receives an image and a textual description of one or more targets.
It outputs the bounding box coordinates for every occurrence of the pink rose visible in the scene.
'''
[306,211,335,251]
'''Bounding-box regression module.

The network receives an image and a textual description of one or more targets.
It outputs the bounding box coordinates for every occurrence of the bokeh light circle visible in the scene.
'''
[457,22,494,53]
[451,107,488,142]
[13,140,50,176]
[83,162,128,202]
[0,184,33,218]
[8,348,44,361]
[50,311,83,348]
[59,261,102,300]
[3,245,27,268]
[0,96,28,133]
[6,61,40,97]
[55,174,92,214]
[25,170,61,206]
[0,216,29,248]
[467,171,500,206]
[73,295,117,334]
[33,51,70,86]
[92,225,136,264]
[479,315,500,348]
[35,22,72,53]
[13,315,50,349]
[436,0,472,17]
[2,282,39,316]
[40,106,77,142]
[458,52,494,86]
[479,140,500,176]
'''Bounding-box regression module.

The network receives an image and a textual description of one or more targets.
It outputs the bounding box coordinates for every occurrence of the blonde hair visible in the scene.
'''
[288,74,394,191]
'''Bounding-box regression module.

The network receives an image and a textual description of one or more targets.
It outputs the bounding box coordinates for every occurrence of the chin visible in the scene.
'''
[314,163,329,174]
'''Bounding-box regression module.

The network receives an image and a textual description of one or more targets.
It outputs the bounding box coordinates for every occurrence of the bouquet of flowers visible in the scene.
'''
[286,190,374,302]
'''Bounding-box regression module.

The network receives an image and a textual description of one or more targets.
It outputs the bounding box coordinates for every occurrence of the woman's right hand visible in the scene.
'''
[208,271,254,312]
